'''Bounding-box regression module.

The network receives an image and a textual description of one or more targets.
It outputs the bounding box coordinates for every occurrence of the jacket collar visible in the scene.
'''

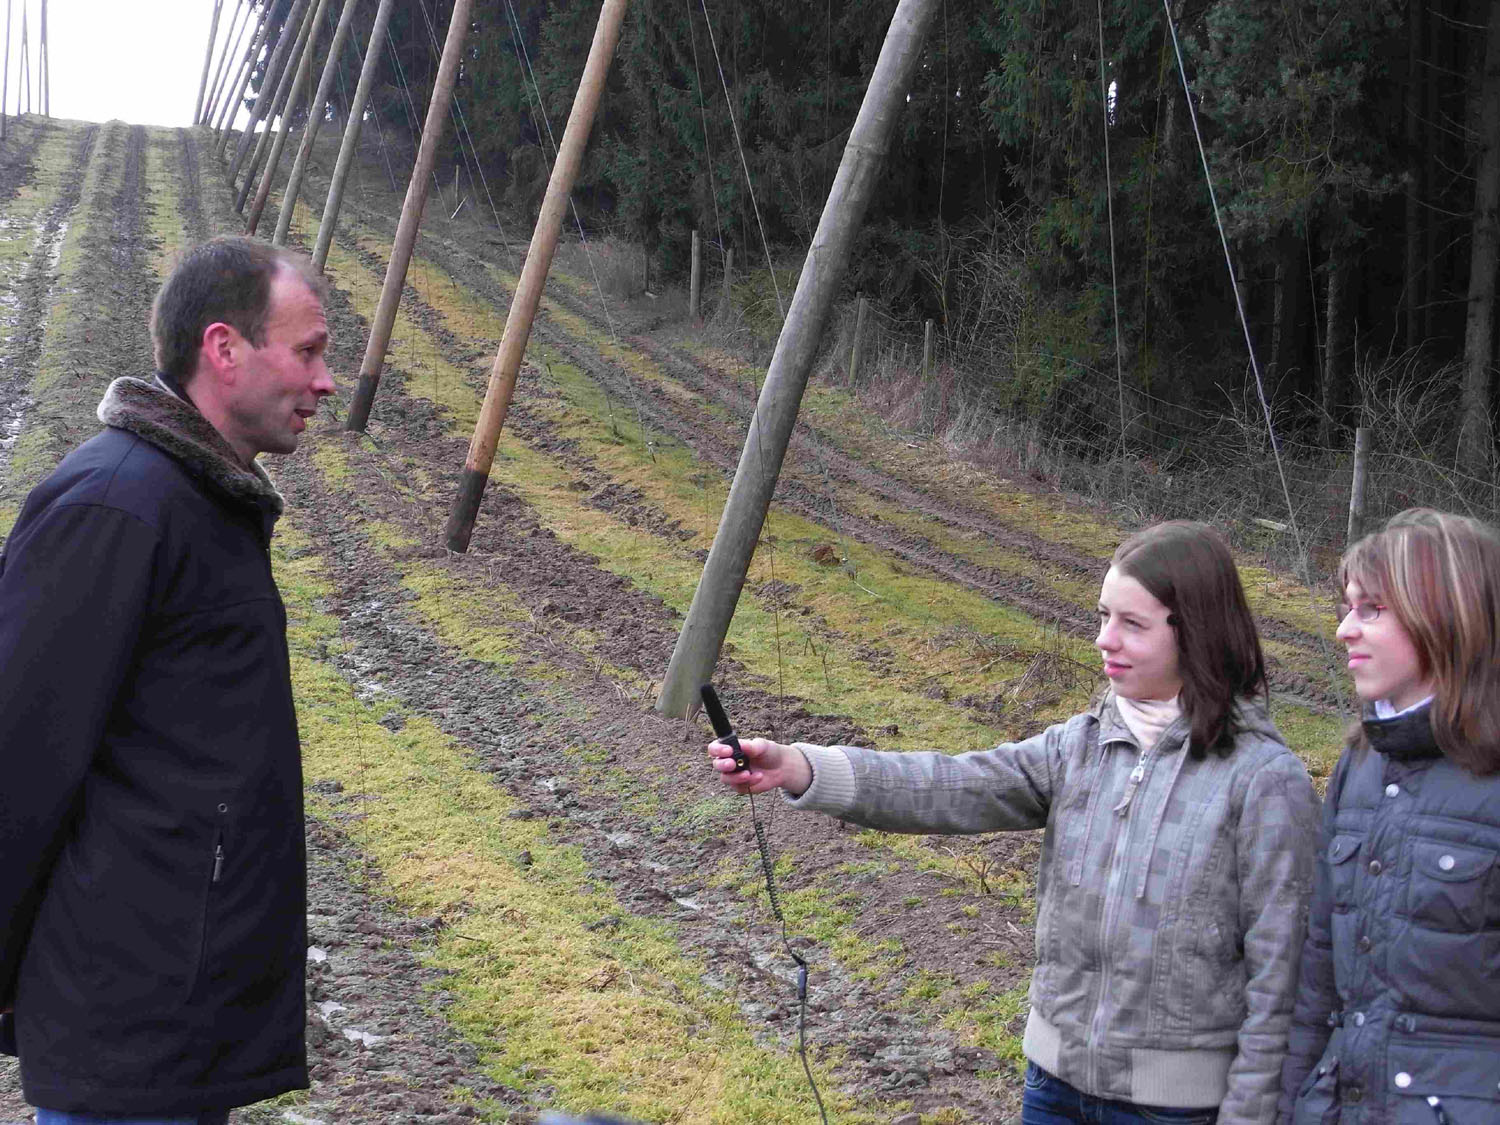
[1362,701,1443,762]
[96,375,285,521]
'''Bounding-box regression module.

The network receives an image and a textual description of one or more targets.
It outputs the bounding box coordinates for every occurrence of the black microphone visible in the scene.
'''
[700,684,749,772]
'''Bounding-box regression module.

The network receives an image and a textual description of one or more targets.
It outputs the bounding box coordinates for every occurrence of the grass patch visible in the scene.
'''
[272,522,867,1124]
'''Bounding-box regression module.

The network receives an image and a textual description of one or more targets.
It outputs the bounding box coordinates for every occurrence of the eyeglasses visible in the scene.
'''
[1337,601,1385,624]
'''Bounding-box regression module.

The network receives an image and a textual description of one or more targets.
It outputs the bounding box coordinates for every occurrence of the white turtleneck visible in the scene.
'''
[1115,692,1183,751]
[1374,694,1433,720]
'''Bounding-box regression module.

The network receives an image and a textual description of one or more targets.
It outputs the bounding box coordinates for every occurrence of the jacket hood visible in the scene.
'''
[96,376,284,519]
[1362,701,1442,762]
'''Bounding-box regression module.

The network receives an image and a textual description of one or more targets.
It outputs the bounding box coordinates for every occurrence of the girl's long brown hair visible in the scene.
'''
[1113,521,1267,757]
[1341,508,1500,775]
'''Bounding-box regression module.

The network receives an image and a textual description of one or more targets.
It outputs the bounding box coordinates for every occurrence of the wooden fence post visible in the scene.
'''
[923,318,934,378]
[689,230,701,320]
[721,247,733,314]
[849,295,868,387]
[1347,425,1370,545]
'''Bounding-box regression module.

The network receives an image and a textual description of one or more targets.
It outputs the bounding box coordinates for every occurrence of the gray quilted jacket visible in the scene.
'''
[789,693,1319,1123]
[1277,705,1500,1124]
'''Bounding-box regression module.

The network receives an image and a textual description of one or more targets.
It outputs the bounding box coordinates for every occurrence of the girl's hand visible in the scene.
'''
[708,737,813,797]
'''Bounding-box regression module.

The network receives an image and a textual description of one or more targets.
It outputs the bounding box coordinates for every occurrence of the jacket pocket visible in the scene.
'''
[1386,1035,1500,1123]
[1328,834,1363,907]
[1292,1053,1341,1125]
[184,810,227,1005]
[1404,839,1497,932]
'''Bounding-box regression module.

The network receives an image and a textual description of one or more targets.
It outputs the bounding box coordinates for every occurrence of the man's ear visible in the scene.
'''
[200,321,242,384]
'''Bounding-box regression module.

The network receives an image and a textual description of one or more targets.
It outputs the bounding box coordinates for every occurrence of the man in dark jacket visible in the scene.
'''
[0,236,334,1123]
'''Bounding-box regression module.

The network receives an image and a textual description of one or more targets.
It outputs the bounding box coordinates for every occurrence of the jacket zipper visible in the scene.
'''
[212,841,224,882]
[1088,742,1153,1092]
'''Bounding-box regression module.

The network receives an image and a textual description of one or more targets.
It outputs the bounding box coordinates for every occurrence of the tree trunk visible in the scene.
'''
[1270,230,1308,400]
[1321,242,1356,446]
[1458,0,1500,474]
[1404,0,1426,352]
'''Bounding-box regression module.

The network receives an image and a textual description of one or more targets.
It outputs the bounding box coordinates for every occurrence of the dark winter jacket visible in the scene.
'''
[790,694,1320,1123]
[1278,704,1500,1124]
[0,376,308,1114]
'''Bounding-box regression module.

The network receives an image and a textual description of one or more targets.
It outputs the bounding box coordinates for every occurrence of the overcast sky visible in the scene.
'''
[2,1,249,130]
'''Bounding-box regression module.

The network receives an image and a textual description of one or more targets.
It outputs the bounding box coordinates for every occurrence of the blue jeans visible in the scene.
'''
[1021,1062,1220,1125]
[35,1112,229,1125]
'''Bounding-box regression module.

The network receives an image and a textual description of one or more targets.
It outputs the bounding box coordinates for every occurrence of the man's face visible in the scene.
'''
[224,268,333,459]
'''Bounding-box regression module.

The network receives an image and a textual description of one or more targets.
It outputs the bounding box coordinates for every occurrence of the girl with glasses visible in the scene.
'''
[1279,509,1500,1123]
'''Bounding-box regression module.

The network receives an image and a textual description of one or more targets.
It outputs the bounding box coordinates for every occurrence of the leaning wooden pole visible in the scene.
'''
[203,0,249,126]
[344,0,474,432]
[245,0,332,233]
[2,0,11,141]
[228,0,308,184]
[235,0,318,211]
[656,0,942,717]
[216,4,274,155]
[18,4,28,116]
[311,0,395,272]
[274,0,360,247]
[194,0,226,124]
[442,0,630,550]
[37,0,45,117]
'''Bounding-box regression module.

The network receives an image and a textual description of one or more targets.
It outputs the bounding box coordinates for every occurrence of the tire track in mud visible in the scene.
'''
[176,127,209,247]
[0,123,98,511]
[0,118,51,208]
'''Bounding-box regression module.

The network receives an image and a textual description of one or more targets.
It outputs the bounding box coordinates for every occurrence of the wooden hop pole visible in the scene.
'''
[194,0,226,125]
[245,0,331,233]
[37,0,45,117]
[274,0,361,247]
[216,4,273,153]
[344,0,475,432]
[443,0,632,552]
[204,0,250,127]
[236,0,319,213]
[18,3,28,116]
[657,0,943,717]
[2,0,12,141]
[228,0,309,184]
[311,0,395,273]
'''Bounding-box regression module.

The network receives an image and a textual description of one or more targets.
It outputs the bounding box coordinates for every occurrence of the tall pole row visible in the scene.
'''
[228,0,309,184]
[2,0,11,141]
[203,0,249,127]
[656,0,944,716]
[443,0,631,552]
[311,0,396,272]
[274,0,361,247]
[344,0,475,432]
[18,3,28,117]
[245,0,332,233]
[234,0,319,212]
[194,0,226,125]
[216,4,274,156]
[38,0,45,117]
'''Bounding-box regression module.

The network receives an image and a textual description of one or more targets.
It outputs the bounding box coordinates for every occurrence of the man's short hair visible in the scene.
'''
[150,237,327,383]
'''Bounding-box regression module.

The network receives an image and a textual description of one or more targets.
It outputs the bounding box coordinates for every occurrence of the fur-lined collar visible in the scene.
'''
[1362,701,1443,763]
[96,376,284,519]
